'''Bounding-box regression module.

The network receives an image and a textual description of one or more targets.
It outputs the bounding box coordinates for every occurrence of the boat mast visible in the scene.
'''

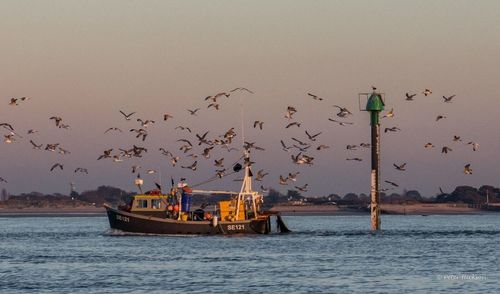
[235,96,258,219]
[235,147,259,220]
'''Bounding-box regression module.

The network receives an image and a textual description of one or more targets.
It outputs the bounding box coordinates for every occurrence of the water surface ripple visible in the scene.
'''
[1,215,499,293]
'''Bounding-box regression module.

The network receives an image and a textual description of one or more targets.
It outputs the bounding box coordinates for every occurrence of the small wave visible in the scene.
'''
[289,229,500,237]
[103,229,209,237]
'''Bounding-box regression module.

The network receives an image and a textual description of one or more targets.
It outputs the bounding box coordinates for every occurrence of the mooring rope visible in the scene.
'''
[189,153,245,188]
[190,170,240,188]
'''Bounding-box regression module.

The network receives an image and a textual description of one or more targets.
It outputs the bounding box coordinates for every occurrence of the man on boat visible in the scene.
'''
[176,178,194,219]
[177,178,187,189]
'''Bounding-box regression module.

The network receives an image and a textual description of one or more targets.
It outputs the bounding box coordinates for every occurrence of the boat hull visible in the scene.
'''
[104,204,271,235]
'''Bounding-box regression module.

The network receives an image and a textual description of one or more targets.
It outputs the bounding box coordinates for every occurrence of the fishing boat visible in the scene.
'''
[104,150,290,235]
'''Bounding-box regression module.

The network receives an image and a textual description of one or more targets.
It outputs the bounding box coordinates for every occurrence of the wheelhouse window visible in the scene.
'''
[136,199,148,208]
[151,199,162,209]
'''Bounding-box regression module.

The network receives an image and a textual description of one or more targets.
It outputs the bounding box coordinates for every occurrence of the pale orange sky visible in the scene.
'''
[1,0,499,196]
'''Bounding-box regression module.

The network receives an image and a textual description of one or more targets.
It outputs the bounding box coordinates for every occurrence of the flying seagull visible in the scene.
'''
[286,122,301,128]
[255,170,268,181]
[74,167,88,174]
[295,184,308,192]
[196,131,211,146]
[30,140,42,150]
[346,158,363,161]
[97,148,113,160]
[112,155,123,162]
[215,169,226,178]
[281,140,293,152]
[214,158,224,167]
[288,172,300,182]
[284,106,297,119]
[175,126,192,133]
[49,116,63,127]
[393,163,407,171]
[467,141,479,151]
[443,95,456,103]
[405,92,417,101]
[214,92,230,99]
[328,118,354,126]
[131,165,141,173]
[307,93,323,101]
[385,180,399,187]
[4,134,15,144]
[207,103,220,110]
[181,161,198,171]
[159,148,173,157]
[0,123,14,131]
[9,98,18,106]
[293,144,310,152]
[137,119,155,128]
[305,130,322,142]
[58,147,71,155]
[384,127,401,133]
[187,108,201,116]
[50,163,64,171]
[333,105,353,118]
[253,121,264,130]
[45,143,60,152]
[441,146,452,154]
[243,141,265,151]
[119,110,135,121]
[382,108,394,119]
[230,87,254,94]
[436,115,446,122]
[291,137,308,146]
[177,138,193,147]
[104,127,122,134]
[422,89,432,96]
[8,97,29,106]
[170,156,180,167]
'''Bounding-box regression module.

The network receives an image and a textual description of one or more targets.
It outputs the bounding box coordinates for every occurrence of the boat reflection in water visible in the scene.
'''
[104,150,290,235]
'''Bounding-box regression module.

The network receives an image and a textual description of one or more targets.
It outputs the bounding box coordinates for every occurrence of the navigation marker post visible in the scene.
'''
[359,90,385,230]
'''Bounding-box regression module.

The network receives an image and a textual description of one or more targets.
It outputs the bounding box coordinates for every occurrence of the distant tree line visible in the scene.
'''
[264,185,500,206]
[1,185,499,208]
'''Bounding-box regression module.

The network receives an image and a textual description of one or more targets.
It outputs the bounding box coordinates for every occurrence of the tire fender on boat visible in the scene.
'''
[211,216,218,227]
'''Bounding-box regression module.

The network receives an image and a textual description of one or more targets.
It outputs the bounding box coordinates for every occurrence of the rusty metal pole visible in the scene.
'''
[365,92,384,231]
[370,116,381,230]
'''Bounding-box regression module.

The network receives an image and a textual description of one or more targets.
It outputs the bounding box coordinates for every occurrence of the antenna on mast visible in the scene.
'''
[158,166,162,190]
[240,95,245,147]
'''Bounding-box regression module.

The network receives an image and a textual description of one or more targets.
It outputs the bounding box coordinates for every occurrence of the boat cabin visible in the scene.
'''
[122,188,259,222]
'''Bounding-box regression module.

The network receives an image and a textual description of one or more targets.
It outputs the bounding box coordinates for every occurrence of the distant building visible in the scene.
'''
[0,189,9,202]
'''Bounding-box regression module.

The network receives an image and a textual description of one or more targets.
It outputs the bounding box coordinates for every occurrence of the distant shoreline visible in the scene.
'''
[270,203,495,216]
[0,203,496,217]
[0,207,106,217]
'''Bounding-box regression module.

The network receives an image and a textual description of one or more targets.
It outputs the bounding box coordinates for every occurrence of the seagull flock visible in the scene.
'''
[0,87,478,195]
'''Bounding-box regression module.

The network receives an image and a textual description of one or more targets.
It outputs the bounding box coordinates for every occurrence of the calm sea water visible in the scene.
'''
[1,214,499,293]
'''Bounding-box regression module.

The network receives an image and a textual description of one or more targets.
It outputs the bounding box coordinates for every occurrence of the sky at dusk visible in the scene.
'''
[1,0,500,197]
